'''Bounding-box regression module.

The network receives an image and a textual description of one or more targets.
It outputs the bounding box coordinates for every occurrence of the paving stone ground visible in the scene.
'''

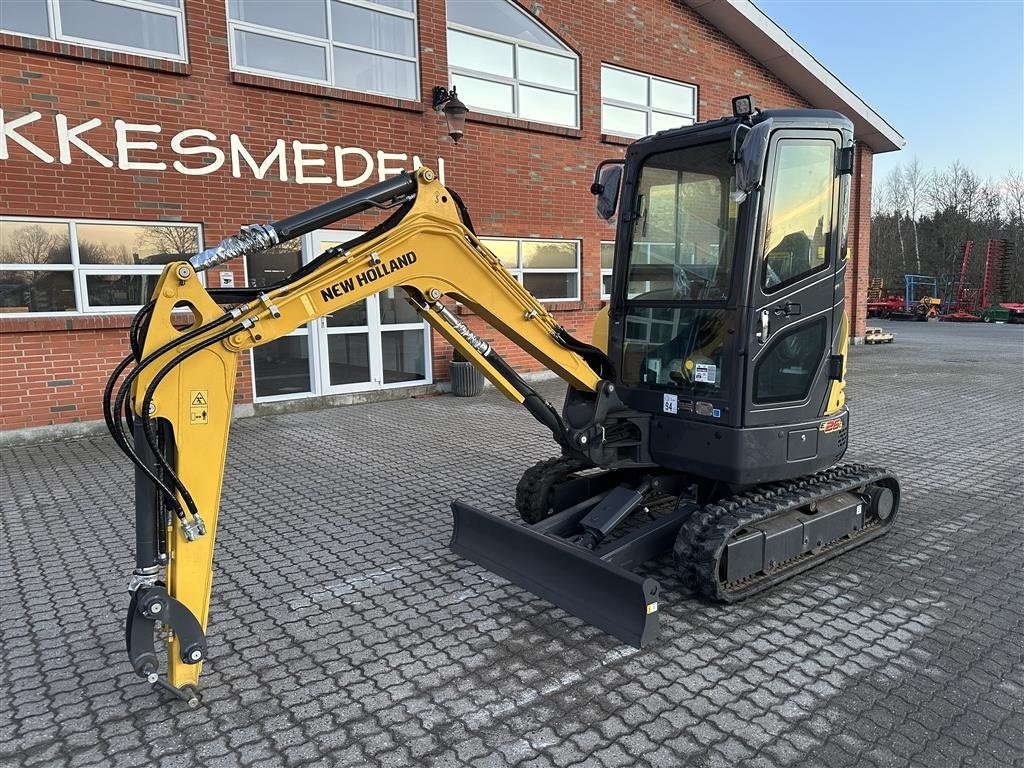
[2,320,1022,768]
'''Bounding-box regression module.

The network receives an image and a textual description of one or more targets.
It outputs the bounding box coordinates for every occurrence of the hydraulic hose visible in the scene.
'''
[129,300,155,364]
[190,172,417,272]
[137,321,245,528]
[104,301,156,448]
[105,305,241,519]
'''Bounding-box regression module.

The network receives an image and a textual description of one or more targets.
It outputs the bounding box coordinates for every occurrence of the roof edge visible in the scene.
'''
[684,0,905,153]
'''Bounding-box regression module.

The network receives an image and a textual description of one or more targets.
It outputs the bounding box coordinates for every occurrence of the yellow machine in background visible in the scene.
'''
[916,296,942,320]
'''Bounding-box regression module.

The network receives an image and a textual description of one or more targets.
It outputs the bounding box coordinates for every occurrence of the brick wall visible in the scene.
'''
[0,0,869,431]
[847,141,874,339]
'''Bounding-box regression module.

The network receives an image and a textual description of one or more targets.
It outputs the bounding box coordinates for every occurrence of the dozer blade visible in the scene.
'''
[450,500,660,648]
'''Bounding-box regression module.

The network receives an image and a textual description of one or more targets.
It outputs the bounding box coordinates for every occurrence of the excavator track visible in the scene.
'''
[515,455,594,523]
[673,463,900,602]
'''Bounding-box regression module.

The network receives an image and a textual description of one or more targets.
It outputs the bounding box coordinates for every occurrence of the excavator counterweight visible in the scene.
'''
[106,99,900,703]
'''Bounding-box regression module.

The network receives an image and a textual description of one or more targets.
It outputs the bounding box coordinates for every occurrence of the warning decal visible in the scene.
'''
[694,363,717,384]
[190,390,209,425]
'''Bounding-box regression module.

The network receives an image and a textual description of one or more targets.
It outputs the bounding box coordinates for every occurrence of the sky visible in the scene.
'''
[756,0,1024,187]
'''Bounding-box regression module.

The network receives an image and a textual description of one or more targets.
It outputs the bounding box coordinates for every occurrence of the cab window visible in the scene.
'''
[626,141,737,301]
[753,317,827,404]
[762,140,835,291]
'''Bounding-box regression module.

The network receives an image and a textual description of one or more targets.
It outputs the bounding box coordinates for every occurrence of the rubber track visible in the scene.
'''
[673,463,900,602]
[515,455,593,524]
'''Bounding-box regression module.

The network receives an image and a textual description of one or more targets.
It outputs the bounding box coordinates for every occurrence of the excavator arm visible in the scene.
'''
[108,168,612,701]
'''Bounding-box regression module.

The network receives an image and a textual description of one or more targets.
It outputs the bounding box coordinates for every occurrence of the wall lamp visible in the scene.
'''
[432,86,469,143]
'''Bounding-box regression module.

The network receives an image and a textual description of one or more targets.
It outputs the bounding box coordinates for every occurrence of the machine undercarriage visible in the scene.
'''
[451,456,899,646]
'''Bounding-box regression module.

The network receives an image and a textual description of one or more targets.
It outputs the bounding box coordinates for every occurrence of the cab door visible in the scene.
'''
[745,130,842,427]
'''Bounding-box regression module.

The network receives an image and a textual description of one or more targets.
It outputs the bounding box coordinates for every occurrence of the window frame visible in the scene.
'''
[752,315,827,405]
[226,0,421,100]
[600,63,697,139]
[600,240,615,300]
[446,9,579,129]
[479,236,581,303]
[760,136,837,295]
[0,216,204,317]
[1,0,189,63]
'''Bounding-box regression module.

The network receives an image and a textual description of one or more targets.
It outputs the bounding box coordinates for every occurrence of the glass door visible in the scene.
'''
[312,231,376,394]
[310,230,431,394]
[245,240,315,400]
[744,132,840,428]
[378,285,430,388]
[615,138,741,425]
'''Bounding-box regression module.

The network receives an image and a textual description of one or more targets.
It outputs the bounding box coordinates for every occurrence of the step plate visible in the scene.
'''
[450,501,660,648]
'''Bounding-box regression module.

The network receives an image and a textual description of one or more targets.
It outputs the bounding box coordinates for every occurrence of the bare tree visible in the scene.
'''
[2,224,68,265]
[977,180,1004,225]
[1004,169,1024,225]
[930,160,982,218]
[960,166,983,221]
[883,166,907,272]
[903,156,928,272]
[871,184,888,217]
[76,238,122,265]
[136,226,199,262]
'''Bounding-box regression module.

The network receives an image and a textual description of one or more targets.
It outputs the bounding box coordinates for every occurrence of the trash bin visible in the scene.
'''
[450,352,484,397]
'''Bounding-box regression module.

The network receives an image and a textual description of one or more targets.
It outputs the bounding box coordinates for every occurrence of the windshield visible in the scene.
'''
[626,141,737,301]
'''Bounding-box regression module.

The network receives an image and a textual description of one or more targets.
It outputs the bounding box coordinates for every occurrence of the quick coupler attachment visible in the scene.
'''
[450,501,661,648]
[126,584,207,707]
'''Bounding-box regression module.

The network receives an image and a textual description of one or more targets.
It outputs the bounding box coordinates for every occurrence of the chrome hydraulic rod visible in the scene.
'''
[189,171,418,271]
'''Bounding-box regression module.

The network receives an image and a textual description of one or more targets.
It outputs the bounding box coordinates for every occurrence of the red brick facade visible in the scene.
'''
[0,0,874,433]
[847,142,874,338]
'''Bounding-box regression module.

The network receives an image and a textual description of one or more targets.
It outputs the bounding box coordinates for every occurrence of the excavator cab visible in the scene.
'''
[594,107,854,484]
[109,97,899,703]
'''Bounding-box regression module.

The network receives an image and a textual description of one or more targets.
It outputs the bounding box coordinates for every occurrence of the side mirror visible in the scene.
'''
[591,160,624,220]
[731,118,773,203]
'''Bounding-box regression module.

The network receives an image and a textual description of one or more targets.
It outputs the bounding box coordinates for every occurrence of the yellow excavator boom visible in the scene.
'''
[115,168,605,694]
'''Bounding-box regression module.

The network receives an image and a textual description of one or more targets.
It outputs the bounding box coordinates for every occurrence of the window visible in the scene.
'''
[0,0,188,61]
[0,217,202,314]
[600,241,614,299]
[626,141,737,301]
[446,0,578,128]
[480,238,579,301]
[601,64,696,138]
[621,306,729,395]
[244,230,431,402]
[227,0,419,99]
[753,317,826,404]
[762,139,835,291]
[245,240,315,398]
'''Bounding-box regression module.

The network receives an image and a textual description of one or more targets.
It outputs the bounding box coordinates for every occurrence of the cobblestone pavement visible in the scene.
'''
[2,321,1022,768]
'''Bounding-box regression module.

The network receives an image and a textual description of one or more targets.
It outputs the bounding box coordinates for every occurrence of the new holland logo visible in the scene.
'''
[320,251,417,302]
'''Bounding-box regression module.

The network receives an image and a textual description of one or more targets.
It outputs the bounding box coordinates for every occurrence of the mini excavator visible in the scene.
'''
[107,98,900,705]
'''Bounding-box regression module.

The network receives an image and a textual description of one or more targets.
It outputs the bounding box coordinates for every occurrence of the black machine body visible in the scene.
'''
[578,109,856,485]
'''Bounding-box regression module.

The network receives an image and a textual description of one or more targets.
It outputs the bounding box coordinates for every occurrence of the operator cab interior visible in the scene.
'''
[620,138,738,396]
